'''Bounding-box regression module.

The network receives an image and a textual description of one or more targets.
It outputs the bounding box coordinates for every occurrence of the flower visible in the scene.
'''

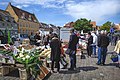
[26,55,30,59]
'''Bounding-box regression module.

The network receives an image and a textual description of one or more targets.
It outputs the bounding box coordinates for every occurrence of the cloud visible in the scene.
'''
[11,0,66,8]
[16,4,29,9]
[64,0,120,24]
[11,0,120,25]
[0,2,8,5]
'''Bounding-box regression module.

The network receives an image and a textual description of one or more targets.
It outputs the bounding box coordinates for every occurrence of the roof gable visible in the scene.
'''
[10,4,38,23]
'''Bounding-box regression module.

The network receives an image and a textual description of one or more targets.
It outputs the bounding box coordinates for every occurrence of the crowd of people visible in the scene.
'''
[51,28,120,73]
[4,28,120,73]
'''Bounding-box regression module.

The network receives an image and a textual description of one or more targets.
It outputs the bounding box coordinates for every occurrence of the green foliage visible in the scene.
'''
[8,29,12,44]
[73,18,93,33]
[100,21,111,32]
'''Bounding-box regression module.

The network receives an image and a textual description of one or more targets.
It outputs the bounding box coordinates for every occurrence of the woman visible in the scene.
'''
[114,40,120,68]
[50,33,61,73]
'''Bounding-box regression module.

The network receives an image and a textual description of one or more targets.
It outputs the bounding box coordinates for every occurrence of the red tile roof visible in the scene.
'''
[64,22,74,28]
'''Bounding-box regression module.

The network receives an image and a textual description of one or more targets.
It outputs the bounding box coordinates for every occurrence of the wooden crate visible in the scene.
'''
[0,66,3,76]
[18,68,28,80]
[0,66,10,76]
[36,65,51,80]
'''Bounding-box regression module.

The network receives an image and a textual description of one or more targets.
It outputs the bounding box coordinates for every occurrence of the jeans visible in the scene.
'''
[97,47,107,64]
[97,47,101,64]
[92,45,96,55]
[69,53,76,69]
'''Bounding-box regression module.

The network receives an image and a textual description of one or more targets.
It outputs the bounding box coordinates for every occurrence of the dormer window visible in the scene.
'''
[21,13,25,19]
[28,15,31,20]
[34,19,36,22]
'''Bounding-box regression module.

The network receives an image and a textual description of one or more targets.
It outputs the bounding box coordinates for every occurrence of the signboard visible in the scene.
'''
[60,28,72,42]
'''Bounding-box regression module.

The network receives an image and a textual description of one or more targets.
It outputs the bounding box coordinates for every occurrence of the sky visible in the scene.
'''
[0,0,120,27]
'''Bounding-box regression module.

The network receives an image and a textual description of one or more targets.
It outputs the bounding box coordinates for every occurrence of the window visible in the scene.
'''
[34,19,36,22]
[28,15,31,20]
[21,13,25,19]
[0,15,2,21]
[5,16,9,22]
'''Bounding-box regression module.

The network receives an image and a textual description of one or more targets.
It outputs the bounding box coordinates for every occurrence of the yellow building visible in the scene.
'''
[6,3,40,35]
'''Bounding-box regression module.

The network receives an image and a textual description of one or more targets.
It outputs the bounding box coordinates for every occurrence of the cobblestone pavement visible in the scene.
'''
[1,45,120,80]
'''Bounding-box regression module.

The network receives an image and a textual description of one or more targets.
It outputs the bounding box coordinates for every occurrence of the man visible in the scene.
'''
[68,29,79,70]
[97,30,110,65]
[50,33,61,73]
[87,32,93,57]
[91,32,97,56]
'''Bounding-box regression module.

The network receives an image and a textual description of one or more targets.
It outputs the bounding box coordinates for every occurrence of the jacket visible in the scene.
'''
[50,37,61,61]
[68,33,79,50]
[97,34,110,48]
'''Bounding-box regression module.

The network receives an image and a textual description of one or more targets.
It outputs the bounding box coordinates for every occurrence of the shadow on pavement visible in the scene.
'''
[78,66,98,71]
[59,66,98,74]
[59,69,80,74]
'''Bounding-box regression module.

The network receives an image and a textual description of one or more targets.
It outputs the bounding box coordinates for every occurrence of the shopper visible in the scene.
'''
[97,30,110,65]
[67,29,79,70]
[87,32,93,57]
[34,32,41,46]
[43,34,49,49]
[50,33,61,73]
[91,32,98,56]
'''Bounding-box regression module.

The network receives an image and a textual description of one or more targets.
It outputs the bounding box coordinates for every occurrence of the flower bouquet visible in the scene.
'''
[13,47,43,79]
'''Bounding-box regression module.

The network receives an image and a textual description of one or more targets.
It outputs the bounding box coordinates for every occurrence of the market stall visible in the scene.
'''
[0,44,51,80]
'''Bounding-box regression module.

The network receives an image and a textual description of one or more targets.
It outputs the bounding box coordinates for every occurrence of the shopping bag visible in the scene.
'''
[111,53,118,62]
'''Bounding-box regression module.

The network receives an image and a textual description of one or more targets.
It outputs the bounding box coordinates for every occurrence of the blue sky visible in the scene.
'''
[0,0,120,26]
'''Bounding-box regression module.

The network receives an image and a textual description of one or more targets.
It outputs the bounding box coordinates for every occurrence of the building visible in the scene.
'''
[114,24,120,30]
[63,22,74,28]
[90,21,97,31]
[64,21,97,31]
[6,3,40,35]
[0,9,18,36]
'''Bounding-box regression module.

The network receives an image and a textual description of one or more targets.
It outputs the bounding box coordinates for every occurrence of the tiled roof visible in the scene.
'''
[64,22,74,28]
[10,4,38,23]
[0,9,10,16]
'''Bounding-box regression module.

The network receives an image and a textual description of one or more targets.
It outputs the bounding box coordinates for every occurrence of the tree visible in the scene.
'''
[73,18,93,33]
[100,21,111,32]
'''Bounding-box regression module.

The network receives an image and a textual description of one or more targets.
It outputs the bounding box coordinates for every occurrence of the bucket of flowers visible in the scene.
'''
[13,47,43,79]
